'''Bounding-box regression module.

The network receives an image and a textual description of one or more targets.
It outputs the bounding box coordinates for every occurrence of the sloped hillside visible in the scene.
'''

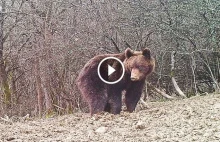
[1,94,220,142]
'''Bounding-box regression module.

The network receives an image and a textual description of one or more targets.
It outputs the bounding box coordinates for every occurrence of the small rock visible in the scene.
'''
[214,103,220,109]
[6,137,15,141]
[203,132,212,137]
[135,121,145,129]
[88,130,95,138]
[13,139,23,142]
[152,134,161,140]
[95,126,108,133]
[214,132,220,139]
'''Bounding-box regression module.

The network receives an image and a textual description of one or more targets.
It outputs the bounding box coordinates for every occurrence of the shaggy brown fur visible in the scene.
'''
[76,48,155,115]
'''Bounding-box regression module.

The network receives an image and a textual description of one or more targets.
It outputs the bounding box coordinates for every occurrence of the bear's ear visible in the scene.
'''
[125,48,133,58]
[142,48,151,59]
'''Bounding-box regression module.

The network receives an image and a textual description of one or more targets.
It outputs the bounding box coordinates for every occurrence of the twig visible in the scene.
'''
[147,82,175,99]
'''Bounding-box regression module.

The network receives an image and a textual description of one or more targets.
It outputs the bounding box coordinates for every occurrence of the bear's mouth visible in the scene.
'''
[130,77,139,81]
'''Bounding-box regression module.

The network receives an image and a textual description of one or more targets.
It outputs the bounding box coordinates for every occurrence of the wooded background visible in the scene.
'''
[0,0,219,117]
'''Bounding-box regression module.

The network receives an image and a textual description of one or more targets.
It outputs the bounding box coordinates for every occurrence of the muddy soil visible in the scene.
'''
[1,94,220,142]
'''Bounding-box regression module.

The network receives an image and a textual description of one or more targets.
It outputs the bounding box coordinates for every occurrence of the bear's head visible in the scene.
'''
[124,48,155,81]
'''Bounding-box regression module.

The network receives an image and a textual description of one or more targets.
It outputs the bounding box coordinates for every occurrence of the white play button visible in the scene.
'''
[97,57,125,84]
[108,65,116,76]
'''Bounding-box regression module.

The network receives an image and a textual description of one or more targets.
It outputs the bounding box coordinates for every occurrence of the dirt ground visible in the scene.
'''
[1,94,220,142]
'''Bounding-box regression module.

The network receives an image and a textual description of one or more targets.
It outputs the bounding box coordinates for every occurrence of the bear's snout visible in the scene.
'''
[130,68,141,81]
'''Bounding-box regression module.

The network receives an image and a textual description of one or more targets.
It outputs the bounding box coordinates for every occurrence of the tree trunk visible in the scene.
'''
[42,72,53,116]
[0,1,11,109]
[42,2,54,116]
[35,58,44,117]
[171,51,186,98]
[191,55,198,95]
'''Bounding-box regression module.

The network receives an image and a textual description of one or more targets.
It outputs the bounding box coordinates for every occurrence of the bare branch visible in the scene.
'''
[105,35,120,53]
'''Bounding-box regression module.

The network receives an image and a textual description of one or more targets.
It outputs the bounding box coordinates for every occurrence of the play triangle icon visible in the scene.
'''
[108,65,116,76]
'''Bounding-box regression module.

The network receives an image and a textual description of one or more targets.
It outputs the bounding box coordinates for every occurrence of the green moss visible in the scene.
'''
[2,81,11,106]
[46,110,55,118]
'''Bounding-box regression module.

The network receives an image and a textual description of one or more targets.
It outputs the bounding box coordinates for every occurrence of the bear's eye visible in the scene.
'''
[138,66,147,71]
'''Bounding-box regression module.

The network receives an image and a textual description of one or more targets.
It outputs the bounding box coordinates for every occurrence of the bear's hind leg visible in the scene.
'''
[89,93,108,116]
[77,76,107,116]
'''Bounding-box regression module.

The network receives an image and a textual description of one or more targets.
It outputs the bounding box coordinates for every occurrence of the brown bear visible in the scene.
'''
[76,48,155,115]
